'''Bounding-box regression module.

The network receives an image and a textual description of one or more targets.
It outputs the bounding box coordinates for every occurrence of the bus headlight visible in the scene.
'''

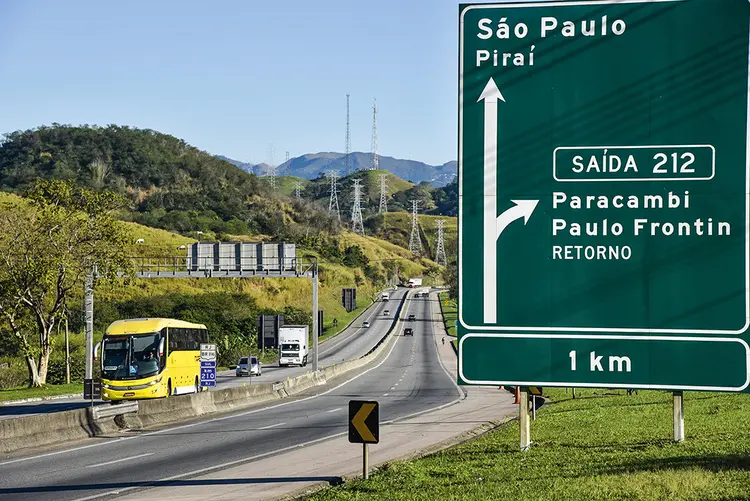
[147,380,157,386]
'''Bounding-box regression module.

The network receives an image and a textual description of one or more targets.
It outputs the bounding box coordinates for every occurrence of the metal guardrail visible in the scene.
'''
[92,401,139,421]
[131,256,317,278]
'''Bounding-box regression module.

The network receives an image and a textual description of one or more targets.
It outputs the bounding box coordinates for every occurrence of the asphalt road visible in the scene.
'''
[0,290,459,501]
[0,288,406,420]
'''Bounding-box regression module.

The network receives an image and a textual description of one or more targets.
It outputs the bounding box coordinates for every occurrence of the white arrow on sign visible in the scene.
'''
[478,78,539,324]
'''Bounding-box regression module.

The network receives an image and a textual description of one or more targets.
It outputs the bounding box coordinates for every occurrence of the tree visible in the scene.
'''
[0,180,132,386]
[442,262,457,300]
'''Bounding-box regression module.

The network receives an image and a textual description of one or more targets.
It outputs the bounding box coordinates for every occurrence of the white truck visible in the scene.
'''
[278,325,309,367]
[381,292,390,301]
[408,277,423,288]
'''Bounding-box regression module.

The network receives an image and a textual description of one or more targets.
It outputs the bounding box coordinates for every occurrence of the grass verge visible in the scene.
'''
[319,299,375,344]
[303,388,750,501]
[438,291,456,337]
[0,383,83,402]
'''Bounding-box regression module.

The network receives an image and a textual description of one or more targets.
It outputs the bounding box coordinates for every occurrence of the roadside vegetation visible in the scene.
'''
[0,125,450,392]
[0,383,83,402]
[305,388,750,501]
[438,292,456,338]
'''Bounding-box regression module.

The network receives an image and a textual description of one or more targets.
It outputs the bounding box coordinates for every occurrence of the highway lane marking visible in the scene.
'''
[319,288,399,357]
[87,453,153,468]
[258,422,286,430]
[67,290,462,501]
[326,407,342,413]
[0,291,411,469]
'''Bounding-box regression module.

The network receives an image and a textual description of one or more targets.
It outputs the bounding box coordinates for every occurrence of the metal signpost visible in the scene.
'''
[458,0,750,447]
[349,400,379,479]
[200,343,217,387]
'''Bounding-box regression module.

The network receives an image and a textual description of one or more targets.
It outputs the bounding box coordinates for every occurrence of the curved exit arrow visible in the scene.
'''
[496,200,539,238]
[352,402,377,442]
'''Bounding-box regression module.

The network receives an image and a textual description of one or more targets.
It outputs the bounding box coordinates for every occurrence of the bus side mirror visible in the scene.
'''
[159,338,165,357]
[93,342,101,361]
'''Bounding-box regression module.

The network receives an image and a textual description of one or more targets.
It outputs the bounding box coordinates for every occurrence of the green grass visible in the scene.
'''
[438,292,457,337]
[0,383,83,402]
[320,299,376,344]
[304,389,750,501]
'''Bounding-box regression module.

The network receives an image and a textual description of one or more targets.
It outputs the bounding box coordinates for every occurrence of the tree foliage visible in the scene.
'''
[0,179,132,386]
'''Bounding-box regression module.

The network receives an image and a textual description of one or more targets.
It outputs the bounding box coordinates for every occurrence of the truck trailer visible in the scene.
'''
[278,325,309,367]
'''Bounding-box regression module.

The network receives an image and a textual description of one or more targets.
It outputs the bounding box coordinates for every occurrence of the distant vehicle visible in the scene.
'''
[363,321,370,328]
[236,355,261,377]
[404,327,414,336]
[381,292,390,301]
[96,318,209,402]
[384,309,390,316]
[278,325,308,367]
[408,278,423,288]
[408,314,416,322]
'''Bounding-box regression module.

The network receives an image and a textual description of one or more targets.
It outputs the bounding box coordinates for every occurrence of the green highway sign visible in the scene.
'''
[457,0,750,391]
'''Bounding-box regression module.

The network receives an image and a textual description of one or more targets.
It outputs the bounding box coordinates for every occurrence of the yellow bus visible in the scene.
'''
[96,318,209,402]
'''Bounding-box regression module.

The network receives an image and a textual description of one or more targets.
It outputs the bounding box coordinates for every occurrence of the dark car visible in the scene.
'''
[408,314,416,322]
[404,327,414,336]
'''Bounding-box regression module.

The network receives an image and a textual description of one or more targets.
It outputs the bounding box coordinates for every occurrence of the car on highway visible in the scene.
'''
[363,321,370,328]
[383,309,390,316]
[408,314,416,321]
[236,356,261,377]
[404,327,414,336]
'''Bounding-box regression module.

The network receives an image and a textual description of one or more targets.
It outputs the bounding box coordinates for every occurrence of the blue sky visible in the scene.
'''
[0,0,484,166]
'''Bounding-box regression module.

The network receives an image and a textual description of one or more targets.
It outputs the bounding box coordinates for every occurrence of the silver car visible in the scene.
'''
[235,356,262,377]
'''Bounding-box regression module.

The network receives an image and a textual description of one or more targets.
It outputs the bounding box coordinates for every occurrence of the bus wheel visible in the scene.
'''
[166,380,172,398]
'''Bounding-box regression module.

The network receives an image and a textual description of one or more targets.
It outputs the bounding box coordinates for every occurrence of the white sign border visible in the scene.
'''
[458,333,750,392]
[458,0,750,336]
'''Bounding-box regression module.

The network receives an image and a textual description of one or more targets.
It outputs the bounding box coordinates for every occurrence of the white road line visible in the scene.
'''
[326,407,342,413]
[390,387,396,390]
[87,453,153,468]
[0,291,410,469]
[259,422,286,430]
[70,290,462,501]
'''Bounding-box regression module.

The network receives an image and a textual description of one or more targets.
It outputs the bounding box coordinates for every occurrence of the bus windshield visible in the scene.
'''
[102,333,162,380]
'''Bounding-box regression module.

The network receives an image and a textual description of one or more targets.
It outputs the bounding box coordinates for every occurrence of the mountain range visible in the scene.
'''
[216,152,457,187]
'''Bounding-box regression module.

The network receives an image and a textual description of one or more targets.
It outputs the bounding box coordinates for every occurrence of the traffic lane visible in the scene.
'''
[0,294,453,501]
[0,288,401,421]
[211,288,406,389]
[0,328,417,501]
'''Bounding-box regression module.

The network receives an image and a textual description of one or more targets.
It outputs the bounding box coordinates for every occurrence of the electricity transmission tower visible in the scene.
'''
[435,219,447,266]
[267,144,276,191]
[326,170,341,221]
[345,94,352,176]
[295,181,303,200]
[408,200,423,254]
[351,179,365,235]
[370,99,378,171]
[378,173,388,214]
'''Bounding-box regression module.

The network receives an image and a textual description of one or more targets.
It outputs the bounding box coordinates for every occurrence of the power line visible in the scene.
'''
[408,200,423,255]
[378,173,388,214]
[370,99,378,171]
[345,94,352,176]
[435,219,447,266]
[351,179,365,235]
[326,170,341,221]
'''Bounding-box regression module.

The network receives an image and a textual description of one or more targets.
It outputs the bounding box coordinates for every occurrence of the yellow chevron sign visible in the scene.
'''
[349,400,379,444]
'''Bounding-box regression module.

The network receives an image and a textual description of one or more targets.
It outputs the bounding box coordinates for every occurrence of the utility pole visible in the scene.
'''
[327,170,341,221]
[370,99,378,171]
[351,179,365,235]
[408,200,423,255]
[345,94,352,176]
[378,174,388,214]
[435,219,447,266]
